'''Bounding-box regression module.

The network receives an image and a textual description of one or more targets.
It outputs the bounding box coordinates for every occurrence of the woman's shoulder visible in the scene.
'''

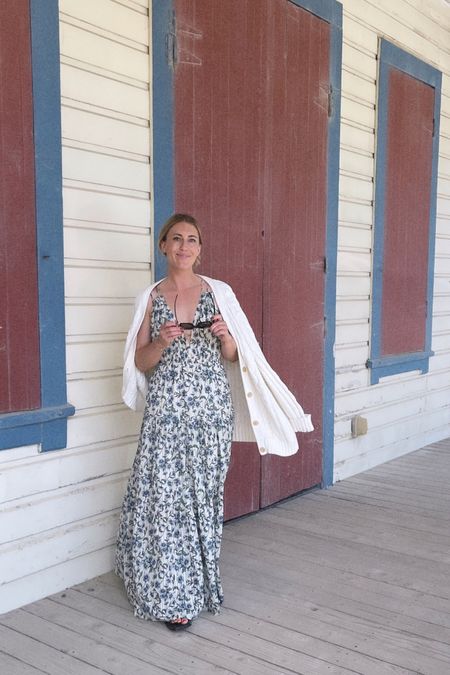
[199,275,234,294]
[134,281,160,313]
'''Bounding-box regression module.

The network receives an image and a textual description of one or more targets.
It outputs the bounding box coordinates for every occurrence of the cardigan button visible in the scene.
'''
[247,391,253,398]
[242,366,248,373]
[252,420,259,426]
[260,447,267,455]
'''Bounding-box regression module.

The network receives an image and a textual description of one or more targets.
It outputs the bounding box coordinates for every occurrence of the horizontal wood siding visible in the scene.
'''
[334,0,450,479]
[0,0,151,614]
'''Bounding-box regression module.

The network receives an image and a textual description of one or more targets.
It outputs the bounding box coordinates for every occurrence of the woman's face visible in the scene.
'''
[161,221,201,271]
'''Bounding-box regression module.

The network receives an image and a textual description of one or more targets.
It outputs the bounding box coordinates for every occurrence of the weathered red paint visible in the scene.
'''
[381,69,434,356]
[260,1,329,506]
[0,0,41,414]
[174,0,328,516]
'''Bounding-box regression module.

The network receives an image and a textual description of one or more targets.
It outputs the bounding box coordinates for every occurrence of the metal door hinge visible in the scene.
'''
[166,11,177,68]
[327,86,333,118]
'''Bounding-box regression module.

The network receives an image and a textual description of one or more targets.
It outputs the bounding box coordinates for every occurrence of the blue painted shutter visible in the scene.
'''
[369,40,441,384]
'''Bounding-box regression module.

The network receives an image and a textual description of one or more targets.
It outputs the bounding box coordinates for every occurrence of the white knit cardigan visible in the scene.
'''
[122,275,314,457]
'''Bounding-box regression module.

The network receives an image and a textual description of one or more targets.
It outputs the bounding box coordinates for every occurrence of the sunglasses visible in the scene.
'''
[174,294,214,329]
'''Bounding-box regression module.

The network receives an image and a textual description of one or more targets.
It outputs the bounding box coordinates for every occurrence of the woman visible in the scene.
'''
[116,213,313,631]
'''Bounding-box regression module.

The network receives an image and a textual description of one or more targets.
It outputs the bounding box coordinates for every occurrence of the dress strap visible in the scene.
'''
[199,277,209,293]
[150,283,163,301]
[201,279,219,315]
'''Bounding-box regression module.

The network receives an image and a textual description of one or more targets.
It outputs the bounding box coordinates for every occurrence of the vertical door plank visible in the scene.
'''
[261,1,329,506]
[174,0,267,518]
[0,0,40,413]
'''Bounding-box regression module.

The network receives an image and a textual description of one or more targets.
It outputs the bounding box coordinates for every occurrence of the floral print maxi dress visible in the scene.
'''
[115,288,234,621]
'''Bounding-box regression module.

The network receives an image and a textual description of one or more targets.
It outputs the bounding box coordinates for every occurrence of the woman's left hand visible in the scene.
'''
[210,314,231,342]
[210,315,238,361]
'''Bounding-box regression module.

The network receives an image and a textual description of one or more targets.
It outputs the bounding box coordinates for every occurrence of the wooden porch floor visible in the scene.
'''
[1,439,450,675]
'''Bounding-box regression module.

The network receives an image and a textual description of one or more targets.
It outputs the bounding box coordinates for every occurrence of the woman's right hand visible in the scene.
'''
[156,320,183,349]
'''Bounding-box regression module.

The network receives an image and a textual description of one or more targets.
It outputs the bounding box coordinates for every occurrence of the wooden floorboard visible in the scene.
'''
[0,651,47,675]
[1,439,450,674]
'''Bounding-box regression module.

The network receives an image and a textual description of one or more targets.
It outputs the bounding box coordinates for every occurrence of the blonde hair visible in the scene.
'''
[158,213,202,267]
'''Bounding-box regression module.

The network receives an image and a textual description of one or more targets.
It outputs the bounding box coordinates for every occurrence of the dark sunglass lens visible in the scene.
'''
[178,321,213,329]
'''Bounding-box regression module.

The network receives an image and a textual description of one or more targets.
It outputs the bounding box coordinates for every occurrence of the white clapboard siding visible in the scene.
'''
[335,405,450,459]
[434,238,450,258]
[340,121,375,154]
[0,441,136,505]
[66,336,126,374]
[334,0,450,480]
[64,225,151,263]
[62,107,150,156]
[0,0,151,615]
[60,64,149,118]
[335,348,369,372]
[344,0,443,62]
[0,512,119,586]
[339,148,374,177]
[341,70,376,106]
[1,474,128,545]
[429,354,450,374]
[339,200,373,225]
[344,14,378,54]
[66,407,141,450]
[339,174,374,203]
[338,224,372,250]
[341,95,375,129]
[64,266,150,299]
[337,249,372,274]
[335,320,370,347]
[337,273,371,297]
[336,299,370,322]
[60,0,149,43]
[63,186,151,228]
[336,375,427,415]
[0,548,115,616]
[439,160,450,182]
[440,111,450,137]
[59,23,149,81]
[65,302,136,339]
[333,423,450,480]
[67,372,123,410]
[62,147,150,192]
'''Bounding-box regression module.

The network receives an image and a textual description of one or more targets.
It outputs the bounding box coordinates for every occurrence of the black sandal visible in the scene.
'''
[165,618,192,631]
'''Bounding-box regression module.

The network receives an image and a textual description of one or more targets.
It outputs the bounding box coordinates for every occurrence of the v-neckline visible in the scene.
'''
[156,282,207,340]
[164,292,204,346]
[161,290,205,325]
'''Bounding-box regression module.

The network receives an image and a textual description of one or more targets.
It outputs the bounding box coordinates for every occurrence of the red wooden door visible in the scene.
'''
[173,0,329,517]
[0,0,40,414]
[260,2,329,506]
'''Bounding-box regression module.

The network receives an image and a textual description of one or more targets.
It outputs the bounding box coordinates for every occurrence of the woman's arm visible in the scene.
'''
[134,298,183,372]
[210,315,238,362]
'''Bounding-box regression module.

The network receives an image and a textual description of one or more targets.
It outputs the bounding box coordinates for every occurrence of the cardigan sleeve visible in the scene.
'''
[204,277,313,456]
[122,286,154,411]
